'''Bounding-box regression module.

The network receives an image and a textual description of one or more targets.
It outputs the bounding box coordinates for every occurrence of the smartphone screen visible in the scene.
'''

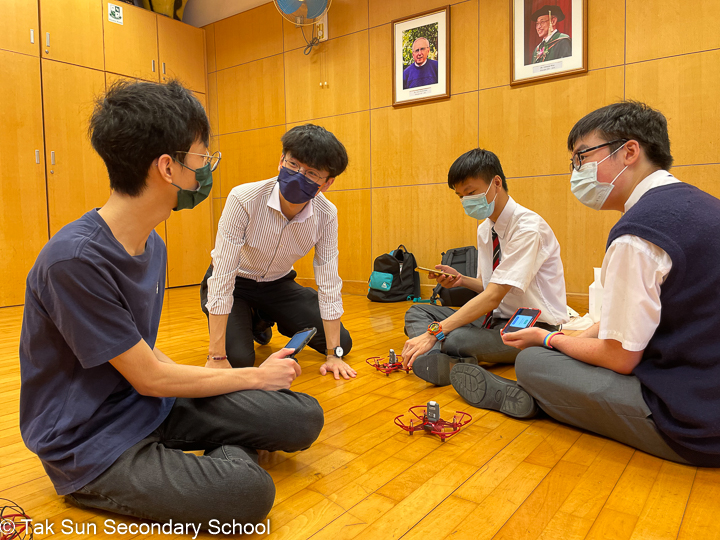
[285,328,317,355]
[502,308,541,333]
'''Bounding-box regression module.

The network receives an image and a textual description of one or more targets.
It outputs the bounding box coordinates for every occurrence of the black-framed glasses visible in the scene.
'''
[570,139,627,172]
[176,150,222,172]
[282,157,329,184]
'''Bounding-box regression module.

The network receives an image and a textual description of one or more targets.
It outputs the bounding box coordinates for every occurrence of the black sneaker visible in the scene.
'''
[412,353,477,386]
[252,320,273,346]
[450,363,537,419]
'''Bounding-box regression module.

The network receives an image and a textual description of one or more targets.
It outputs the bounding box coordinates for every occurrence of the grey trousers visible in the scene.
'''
[516,347,690,464]
[404,304,520,364]
[66,389,324,528]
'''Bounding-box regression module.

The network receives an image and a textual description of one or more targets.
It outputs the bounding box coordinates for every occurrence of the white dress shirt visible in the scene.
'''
[205,178,344,320]
[599,170,679,351]
[479,197,568,325]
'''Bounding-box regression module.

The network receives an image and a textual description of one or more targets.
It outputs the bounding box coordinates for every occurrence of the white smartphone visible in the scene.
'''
[415,266,456,277]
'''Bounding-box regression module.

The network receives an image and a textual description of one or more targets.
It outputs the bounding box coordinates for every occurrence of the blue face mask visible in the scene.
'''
[277,167,321,204]
[462,181,497,220]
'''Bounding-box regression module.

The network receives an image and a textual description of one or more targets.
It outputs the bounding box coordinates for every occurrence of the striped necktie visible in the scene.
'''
[482,227,501,328]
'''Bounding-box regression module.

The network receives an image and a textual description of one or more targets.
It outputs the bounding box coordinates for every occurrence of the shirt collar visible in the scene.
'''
[543,29,557,43]
[488,196,517,239]
[624,170,677,212]
[414,59,428,67]
[268,179,315,223]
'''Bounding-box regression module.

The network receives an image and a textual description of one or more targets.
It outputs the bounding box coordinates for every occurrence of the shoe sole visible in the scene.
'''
[450,364,537,419]
[413,353,475,387]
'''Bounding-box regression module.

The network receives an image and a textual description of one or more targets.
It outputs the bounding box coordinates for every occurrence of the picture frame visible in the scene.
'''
[510,0,587,86]
[392,6,450,107]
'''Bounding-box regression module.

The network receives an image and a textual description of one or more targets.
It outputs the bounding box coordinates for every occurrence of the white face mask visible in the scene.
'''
[570,143,628,210]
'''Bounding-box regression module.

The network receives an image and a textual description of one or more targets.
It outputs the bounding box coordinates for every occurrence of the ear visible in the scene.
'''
[156,154,176,185]
[319,177,335,193]
[278,154,284,173]
[623,140,642,166]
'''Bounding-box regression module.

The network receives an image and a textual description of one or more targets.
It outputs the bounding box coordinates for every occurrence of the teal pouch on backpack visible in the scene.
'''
[368,271,393,291]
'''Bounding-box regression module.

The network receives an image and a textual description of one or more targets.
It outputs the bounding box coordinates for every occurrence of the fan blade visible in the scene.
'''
[276,0,304,15]
[305,0,329,19]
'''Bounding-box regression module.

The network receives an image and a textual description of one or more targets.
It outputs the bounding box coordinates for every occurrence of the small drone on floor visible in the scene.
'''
[394,401,472,442]
[366,349,410,376]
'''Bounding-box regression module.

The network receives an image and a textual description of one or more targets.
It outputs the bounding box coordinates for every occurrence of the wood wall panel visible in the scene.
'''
[283,0,370,51]
[285,31,369,124]
[0,0,39,56]
[478,66,624,179]
[214,3,283,70]
[209,136,222,200]
[372,184,478,290]
[0,53,47,307]
[43,60,109,236]
[325,189,372,283]
[207,71,219,136]
[288,111,371,191]
[587,0,625,69]
[103,1,159,82]
[450,0,478,95]
[626,0,720,63]
[477,0,509,90]
[509,175,620,296]
[212,197,226,246]
[368,0,465,28]
[157,16,206,93]
[217,54,285,134]
[40,0,104,70]
[674,164,720,200]
[368,24,392,108]
[371,91,478,188]
[218,126,286,197]
[205,23,216,73]
[625,50,720,167]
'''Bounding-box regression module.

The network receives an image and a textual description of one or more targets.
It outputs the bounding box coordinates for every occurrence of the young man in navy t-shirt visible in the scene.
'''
[19,80,324,527]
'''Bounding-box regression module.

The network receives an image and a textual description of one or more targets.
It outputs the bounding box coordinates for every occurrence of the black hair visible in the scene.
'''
[447,148,508,191]
[281,124,349,178]
[89,79,210,197]
[567,101,673,170]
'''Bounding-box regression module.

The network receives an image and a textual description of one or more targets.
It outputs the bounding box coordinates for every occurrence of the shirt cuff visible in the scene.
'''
[205,295,234,316]
[319,300,344,321]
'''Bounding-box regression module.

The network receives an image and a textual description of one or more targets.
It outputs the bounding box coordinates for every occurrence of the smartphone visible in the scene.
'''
[415,266,456,278]
[285,327,317,360]
[501,308,542,334]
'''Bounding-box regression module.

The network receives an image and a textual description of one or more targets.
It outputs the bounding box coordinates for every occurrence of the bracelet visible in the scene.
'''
[207,355,228,361]
[543,331,564,349]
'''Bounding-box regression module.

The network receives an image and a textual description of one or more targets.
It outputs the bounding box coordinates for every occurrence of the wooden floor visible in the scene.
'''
[1,287,719,540]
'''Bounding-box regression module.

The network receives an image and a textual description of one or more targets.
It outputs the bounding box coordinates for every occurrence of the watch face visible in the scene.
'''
[428,322,440,334]
[335,347,344,357]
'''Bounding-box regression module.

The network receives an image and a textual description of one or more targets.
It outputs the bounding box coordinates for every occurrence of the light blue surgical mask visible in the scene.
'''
[462,181,497,220]
[570,144,628,210]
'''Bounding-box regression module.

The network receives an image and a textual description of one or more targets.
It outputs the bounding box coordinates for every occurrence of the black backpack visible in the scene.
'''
[367,245,421,302]
[430,246,479,307]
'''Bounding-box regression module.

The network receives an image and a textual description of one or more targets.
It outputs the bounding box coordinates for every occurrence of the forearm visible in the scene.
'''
[208,313,230,356]
[153,347,176,364]
[458,275,485,293]
[442,284,509,333]
[550,334,641,375]
[145,361,262,397]
[322,318,342,350]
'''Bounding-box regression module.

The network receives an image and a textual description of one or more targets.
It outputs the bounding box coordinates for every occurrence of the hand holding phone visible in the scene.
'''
[284,327,317,360]
[501,308,541,334]
[415,266,456,278]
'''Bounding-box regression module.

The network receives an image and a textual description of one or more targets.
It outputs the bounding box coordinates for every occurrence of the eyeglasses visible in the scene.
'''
[176,150,222,172]
[570,139,627,172]
[282,157,329,183]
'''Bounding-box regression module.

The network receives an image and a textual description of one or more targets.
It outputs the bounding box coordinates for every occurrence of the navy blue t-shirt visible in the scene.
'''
[19,210,174,495]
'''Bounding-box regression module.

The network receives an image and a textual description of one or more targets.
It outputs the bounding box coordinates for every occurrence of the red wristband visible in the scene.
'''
[207,355,228,361]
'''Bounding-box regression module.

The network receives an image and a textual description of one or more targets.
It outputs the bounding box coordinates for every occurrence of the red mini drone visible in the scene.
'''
[366,349,410,376]
[394,401,472,442]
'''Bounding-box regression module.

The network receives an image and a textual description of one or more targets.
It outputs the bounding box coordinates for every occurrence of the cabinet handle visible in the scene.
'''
[35,150,40,164]
[152,60,155,72]
[46,32,50,47]
[31,29,35,44]
[319,82,323,88]
[51,151,55,165]
[162,62,166,75]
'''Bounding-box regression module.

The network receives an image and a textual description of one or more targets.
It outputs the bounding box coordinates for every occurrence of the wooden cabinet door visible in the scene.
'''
[157,16,206,93]
[0,1,40,56]
[0,52,48,307]
[43,60,109,236]
[165,92,213,287]
[40,0,104,70]
[103,1,159,82]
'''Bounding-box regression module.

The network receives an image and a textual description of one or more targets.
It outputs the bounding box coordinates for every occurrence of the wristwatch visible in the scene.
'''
[325,346,344,358]
[427,322,446,341]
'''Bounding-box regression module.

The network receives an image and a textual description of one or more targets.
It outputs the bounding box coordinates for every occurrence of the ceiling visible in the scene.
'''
[182,0,272,27]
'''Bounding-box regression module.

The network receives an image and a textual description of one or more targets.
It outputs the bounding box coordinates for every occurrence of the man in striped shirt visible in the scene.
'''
[201,124,356,380]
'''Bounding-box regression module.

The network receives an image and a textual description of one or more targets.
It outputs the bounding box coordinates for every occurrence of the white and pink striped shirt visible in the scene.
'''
[205,178,344,320]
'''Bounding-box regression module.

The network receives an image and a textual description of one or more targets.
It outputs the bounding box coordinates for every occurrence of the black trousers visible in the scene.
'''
[200,265,352,368]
